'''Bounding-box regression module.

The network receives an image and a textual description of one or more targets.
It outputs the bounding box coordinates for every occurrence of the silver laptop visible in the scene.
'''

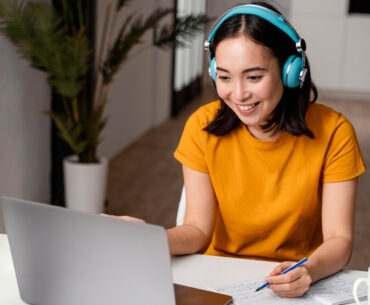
[1,196,232,305]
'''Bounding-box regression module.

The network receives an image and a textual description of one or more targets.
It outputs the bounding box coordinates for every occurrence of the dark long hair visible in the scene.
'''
[204,1,317,138]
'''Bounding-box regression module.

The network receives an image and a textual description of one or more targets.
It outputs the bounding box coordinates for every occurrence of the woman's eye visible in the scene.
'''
[248,75,263,81]
[218,76,230,81]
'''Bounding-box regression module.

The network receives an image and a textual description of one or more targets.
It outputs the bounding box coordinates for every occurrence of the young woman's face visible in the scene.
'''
[215,34,284,137]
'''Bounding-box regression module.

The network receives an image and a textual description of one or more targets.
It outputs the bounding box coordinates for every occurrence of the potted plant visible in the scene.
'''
[0,0,207,213]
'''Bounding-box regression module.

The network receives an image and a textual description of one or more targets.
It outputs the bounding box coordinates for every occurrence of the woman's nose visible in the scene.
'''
[234,81,251,102]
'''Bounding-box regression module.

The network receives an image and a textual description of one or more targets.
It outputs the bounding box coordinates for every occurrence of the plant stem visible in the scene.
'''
[101,84,110,109]
[62,96,72,120]
[72,96,79,123]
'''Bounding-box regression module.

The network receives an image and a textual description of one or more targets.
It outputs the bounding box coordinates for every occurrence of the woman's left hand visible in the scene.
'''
[265,261,312,298]
[100,214,146,223]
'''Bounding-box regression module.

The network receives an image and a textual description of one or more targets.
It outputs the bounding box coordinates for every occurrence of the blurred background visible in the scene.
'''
[0,0,369,269]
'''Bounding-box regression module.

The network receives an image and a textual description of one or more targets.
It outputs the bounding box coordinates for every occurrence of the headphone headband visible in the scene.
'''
[206,5,300,45]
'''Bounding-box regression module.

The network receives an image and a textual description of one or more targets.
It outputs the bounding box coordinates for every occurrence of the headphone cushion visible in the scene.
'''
[209,57,217,82]
[282,55,302,88]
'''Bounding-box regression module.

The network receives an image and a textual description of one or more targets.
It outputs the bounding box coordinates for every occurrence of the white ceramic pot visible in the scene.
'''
[63,155,108,214]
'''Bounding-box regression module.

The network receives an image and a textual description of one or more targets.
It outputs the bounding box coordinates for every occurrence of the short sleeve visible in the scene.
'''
[174,110,209,173]
[322,116,366,183]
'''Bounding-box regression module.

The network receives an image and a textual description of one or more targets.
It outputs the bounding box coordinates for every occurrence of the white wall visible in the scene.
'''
[0,34,50,233]
[290,0,370,96]
[96,0,174,158]
[343,14,370,92]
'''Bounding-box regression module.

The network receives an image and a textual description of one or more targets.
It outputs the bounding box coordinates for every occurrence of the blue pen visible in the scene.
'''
[255,257,308,292]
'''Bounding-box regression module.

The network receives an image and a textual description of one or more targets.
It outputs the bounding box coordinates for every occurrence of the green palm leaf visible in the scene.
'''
[154,15,209,48]
[0,0,90,99]
[48,112,88,155]
[49,29,91,98]
[102,7,173,84]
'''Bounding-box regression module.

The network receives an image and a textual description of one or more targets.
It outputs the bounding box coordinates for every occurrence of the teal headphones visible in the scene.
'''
[204,4,307,88]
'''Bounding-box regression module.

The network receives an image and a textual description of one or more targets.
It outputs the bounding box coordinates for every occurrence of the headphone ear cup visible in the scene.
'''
[209,57,217,82]
[282,55,302,88]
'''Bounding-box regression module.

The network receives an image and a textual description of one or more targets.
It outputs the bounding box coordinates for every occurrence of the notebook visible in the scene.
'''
[1,196,232,305]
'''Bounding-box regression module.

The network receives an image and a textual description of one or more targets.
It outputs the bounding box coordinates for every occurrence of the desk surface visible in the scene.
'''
[1,234,367,305]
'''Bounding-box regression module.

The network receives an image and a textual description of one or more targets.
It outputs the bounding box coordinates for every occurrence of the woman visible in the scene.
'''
[166,1,365,298]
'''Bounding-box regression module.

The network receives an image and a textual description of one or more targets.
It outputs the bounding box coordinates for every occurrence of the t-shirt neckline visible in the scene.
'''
[240,124,291,150]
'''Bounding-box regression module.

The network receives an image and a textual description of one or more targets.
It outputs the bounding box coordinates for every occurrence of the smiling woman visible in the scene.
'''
[167,0,366,300]
[203,4,315,140]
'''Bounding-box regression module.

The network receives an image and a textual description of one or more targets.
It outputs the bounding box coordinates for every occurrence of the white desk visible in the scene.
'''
[172,253,278,289]
[0,234,25,305]
[1,234,367,304]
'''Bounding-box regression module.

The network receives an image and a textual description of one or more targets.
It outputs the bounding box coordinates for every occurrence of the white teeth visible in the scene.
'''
[239,103,257,111]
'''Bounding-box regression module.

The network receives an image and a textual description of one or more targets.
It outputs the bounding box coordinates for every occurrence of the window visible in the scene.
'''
[172,0,207,115]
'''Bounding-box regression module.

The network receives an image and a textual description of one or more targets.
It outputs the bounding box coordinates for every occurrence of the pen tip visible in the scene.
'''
[255,288,260,292]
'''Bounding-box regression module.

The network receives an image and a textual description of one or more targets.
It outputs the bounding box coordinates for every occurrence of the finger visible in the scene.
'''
[118,215,146,223]
[273,287,308,298]
[268,278,301,293]
[269,261,295,276]
[266,268,301,284]
[271,282,309,298]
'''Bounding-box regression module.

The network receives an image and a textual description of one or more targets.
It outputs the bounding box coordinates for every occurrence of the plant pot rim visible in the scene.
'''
[64,155,108,165]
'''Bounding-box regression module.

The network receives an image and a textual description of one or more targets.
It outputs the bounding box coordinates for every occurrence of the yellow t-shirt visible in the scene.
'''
[174,101,366,262]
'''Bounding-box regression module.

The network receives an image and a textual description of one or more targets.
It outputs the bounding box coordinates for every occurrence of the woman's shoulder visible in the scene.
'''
[306,102,354,138]
[307,102,348,126]
[307,102,338,117]
[188,100,220,128]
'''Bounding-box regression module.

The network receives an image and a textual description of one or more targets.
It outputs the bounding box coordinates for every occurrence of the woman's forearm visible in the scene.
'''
[305,236,353,283]
[167,224,211,255]
[307,179,358,283]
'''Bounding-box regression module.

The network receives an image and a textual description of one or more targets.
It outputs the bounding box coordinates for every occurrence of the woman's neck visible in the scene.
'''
[246,125,282,141]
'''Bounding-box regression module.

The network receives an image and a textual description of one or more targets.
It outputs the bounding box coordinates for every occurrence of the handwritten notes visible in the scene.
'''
[210,271,367,305]
[211,277,314,305]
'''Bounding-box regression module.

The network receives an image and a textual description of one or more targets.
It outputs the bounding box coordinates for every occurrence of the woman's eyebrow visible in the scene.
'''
[216,66,266,73]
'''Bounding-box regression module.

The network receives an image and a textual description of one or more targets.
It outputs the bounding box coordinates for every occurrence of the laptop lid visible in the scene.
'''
[1,196,176,305]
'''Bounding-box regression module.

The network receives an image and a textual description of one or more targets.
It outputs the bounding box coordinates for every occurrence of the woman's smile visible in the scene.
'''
[235,102,260,114]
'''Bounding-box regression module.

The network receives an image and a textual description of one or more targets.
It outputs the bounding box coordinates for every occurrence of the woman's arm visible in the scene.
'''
[305,178,358,281]
[167,165,217,255]
[267,178,358,297]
